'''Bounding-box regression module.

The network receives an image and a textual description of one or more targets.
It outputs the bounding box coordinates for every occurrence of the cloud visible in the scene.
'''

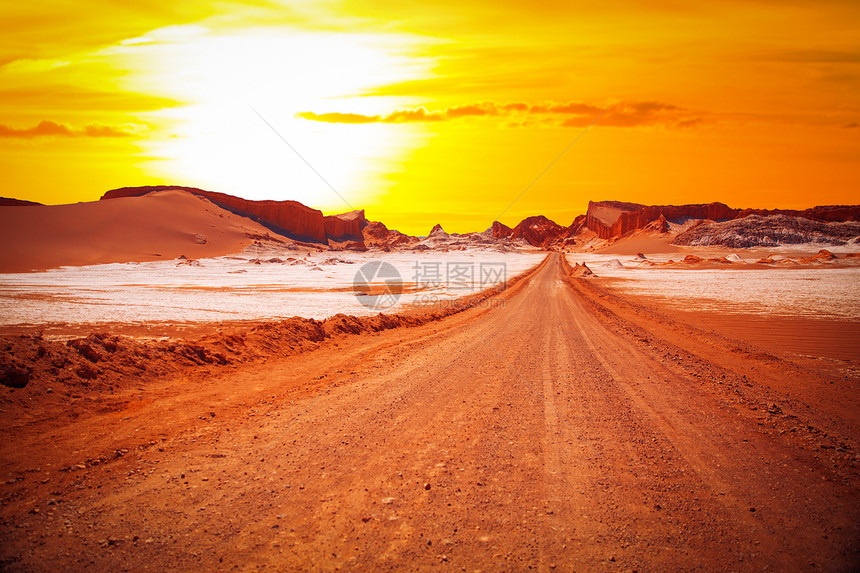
[530,102,602,115]
[295,111,381,124]
[843,122,859,129]
[444,103,498,118]
[298,103,501,124]
[297,100,701,129]
[752,49,860,64]
[383,107,445,122]
[0,120,136,138]
[561,101,699,128]
[82,124,135,137]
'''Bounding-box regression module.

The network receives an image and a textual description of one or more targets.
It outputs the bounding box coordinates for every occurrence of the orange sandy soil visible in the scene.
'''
[595,235,683,255]
[0,321,282,341]
[594,233,860,262]
[594,279,860,364]
[0,254,858,571]
[0,190,292,273]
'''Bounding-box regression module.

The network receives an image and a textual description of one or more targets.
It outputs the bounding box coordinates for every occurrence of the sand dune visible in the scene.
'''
[0,190,288,272]
[596,234,681,255]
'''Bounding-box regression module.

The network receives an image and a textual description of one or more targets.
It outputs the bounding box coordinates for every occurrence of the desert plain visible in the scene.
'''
[0,189,859,571]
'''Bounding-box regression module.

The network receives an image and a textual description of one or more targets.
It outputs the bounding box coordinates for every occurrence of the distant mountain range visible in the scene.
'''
[7,186,860,251]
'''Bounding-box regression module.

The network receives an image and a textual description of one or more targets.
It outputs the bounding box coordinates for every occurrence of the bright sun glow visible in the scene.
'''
[104,25,436,211]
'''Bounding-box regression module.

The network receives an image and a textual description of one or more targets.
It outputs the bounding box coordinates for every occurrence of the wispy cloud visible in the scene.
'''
[294,112,381,124]
[296,102,502,124]
[751,48,860,63]
[0,120,137,138]
[296,100,701,128]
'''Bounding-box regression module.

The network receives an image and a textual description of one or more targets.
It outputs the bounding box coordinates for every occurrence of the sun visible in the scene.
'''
[103,24,436,212]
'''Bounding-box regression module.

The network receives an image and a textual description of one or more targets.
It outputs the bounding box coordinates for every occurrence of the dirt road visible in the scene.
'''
[1,253,858,571]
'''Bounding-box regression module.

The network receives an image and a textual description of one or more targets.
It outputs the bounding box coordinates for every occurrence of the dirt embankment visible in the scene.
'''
[0,258,546,410]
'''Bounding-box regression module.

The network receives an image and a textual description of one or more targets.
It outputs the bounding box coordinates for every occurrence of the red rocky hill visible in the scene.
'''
[45,187,860,251]
[584,200,860,240]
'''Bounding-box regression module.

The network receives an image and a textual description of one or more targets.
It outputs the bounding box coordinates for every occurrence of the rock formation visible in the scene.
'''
[484,215,584,249]
[323,210,367,243]
[17,186,849,253]
[673,214,860,248]
[584,200,860,240]
[361,221,418,250]
[509,216,566,247]
[428,224,449,238]
[328,240,368,252]
[489,221,513,239]
[569,263,594,277]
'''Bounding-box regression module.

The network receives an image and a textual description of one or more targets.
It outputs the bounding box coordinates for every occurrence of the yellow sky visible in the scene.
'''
[1,1,858,234]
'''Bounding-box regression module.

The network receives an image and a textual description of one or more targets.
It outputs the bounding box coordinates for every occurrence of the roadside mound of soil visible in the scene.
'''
[0,258,546,408]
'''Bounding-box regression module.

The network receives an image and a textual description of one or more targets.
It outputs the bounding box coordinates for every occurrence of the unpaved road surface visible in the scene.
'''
[1,253,858,571]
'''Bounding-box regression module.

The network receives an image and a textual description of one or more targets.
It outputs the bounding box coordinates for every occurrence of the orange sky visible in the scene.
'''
[1,1,858,234]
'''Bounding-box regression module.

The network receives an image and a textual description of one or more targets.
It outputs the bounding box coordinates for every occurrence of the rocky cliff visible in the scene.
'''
[323,210,367,242]
[91,186,860,250]
[585,201,733,239]
[489,221,513,239]
[361,221,418,250]
[673,215,860,248]
[584,200,860,240]
[508,216,566,247]
[735,205,860,223]
[487,215,584,249]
